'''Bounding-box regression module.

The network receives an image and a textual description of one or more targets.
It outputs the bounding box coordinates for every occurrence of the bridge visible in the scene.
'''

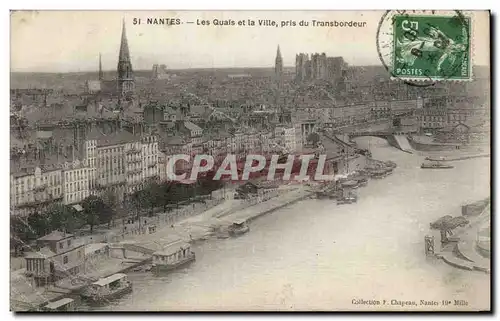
[319,110,418,152]
[323,115,418,153]
[347,126,417,153]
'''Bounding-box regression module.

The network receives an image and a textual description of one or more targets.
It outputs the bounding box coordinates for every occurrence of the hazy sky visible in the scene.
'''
[11,10,489,72]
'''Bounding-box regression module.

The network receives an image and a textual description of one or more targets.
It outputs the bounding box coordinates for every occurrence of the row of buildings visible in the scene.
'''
[10,119,298,217]
[415,96,490,132]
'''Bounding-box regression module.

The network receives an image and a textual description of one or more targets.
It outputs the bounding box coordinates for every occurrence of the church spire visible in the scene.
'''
[119,18,131,63]
[274,45,284,103]
[275,45,283,69]
[98,53,103,80]
[117,19,135,97]
[275,45,283,81]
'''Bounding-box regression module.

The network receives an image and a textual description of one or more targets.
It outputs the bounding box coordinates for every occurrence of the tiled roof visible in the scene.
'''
[87,128,140,147]
[25,246,57,259]
[184,121,202,132]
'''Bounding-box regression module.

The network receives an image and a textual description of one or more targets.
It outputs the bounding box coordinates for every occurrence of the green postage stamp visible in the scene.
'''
[391,14,472,81]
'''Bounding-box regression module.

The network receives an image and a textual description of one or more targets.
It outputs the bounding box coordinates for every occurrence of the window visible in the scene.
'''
[59,242,63,249]
[67,240,71,247]
[63,256,68,264]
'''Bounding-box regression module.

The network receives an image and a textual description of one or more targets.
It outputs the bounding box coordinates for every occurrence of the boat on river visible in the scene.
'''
[370,169,387,179]
[355,176,368,186]
[42,298,76,311]
[315,187,337,199]
[81,273,132,304]
[421,161,454,169]
[384,160,397,169]
[341,180,359,189]
[228,220,250,236]
[152,240,195,273]
[337,190,358,205]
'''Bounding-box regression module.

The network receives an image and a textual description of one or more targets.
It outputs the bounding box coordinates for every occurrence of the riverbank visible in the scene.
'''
[9,253,151,311]
[116,185,314,248]
[408,135,489,153]
[433,199,491,274]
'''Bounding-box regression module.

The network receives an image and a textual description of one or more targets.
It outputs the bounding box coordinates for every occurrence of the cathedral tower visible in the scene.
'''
[275,45,283,84]
[98,53,103,80]
[274,45,284,107]
[117,19,135,96]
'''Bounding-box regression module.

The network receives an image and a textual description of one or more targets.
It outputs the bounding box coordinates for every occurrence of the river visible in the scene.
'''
[82,137,491,311]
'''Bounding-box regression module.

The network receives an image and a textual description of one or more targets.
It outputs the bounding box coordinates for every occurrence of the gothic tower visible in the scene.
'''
[117,19,135,96]
[98,53,103,80]
[275,45,283,84]
[274,45,284,108]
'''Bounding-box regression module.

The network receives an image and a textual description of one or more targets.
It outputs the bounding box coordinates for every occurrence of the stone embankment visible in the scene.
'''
[433,200,490,274]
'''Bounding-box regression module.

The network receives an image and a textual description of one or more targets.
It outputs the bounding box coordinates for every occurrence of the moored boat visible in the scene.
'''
[370,169,387,179]
[42,298,76,311]
[337,194,358,205]
[337,190,358,205]
[384,160,397,169]
[315,188,336,199]
[152,240,195,273]
[383,167,394,175]
[341,180,359,189]
[421,161,454,169]
[228,220,250,236]
[349,174,368,186]
[81,273,132,304]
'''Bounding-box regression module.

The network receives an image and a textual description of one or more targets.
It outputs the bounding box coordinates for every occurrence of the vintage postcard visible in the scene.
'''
[10,10,491,312]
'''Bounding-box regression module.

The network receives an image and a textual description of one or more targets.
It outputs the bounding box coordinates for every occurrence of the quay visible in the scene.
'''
[428,198,491,274]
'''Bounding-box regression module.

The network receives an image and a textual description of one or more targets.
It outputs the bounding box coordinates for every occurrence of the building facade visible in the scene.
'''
[62,160,90,205]
[24,231,85,287]
[10,165,63,217]
[141,135,159,182]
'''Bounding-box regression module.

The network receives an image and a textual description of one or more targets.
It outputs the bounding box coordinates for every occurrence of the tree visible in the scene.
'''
[102,190,118,227]
[97,203,115,229]
[82,195,104,233]
[159,181,173,212]
[167,183,185,212]
[144,181,162,216]
[11,216,30,256]
[430,215,470,243]
[130,190,143,222]
[26,212,51,240]
[45,204,75,233]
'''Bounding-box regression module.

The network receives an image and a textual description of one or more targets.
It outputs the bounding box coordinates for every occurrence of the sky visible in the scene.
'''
[10,10,490,72]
